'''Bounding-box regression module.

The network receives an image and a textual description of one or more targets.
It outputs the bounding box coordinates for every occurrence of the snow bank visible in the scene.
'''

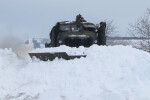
[0,45,150,100]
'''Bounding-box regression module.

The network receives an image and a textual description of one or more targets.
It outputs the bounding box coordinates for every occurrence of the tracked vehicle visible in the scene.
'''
[29,15,106,61]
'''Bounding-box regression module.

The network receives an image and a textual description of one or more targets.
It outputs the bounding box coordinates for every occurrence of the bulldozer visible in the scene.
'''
[29,15,106,61]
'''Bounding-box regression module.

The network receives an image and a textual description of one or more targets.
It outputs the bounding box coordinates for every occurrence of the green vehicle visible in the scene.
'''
[45,21,99,47]
[29,16,106,61]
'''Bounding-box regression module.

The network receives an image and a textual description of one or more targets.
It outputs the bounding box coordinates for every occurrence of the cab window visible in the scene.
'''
[71,25,81,31]
[60,25,70,31]
[83,24,96,32]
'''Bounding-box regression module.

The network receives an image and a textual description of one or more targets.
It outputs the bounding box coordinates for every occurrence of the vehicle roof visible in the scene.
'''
[58,21,95,25]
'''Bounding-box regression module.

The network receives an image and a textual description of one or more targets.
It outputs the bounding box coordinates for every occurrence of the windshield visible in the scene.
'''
[60,25,70,31]
[71,25,81,31]
[83,24,96,32]
[83,24,96,28]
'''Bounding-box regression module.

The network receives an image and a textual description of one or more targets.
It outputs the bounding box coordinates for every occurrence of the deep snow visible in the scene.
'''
[0,45,150,100]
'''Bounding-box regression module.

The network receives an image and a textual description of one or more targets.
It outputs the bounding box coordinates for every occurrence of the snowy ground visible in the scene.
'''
[0,45,150,100]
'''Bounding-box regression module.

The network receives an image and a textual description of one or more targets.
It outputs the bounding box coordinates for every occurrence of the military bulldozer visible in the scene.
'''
[29,15,106,61]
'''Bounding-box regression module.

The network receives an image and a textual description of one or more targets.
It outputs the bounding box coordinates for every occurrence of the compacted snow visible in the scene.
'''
[0,45,150,100]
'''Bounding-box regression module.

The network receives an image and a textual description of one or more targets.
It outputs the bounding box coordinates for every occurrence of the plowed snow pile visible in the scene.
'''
[0,45,150,100]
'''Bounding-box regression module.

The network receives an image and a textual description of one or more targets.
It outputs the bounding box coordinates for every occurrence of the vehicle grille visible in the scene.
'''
[64,37,93,47]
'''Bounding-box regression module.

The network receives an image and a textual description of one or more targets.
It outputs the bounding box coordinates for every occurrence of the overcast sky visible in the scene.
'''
[0,0,150,40]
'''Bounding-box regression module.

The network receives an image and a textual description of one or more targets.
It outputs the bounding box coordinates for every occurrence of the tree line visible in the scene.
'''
[106,8,150,52]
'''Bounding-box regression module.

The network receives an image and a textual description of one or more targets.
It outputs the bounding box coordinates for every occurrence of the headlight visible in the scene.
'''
[59,40,62,44]
[94,40,97,43]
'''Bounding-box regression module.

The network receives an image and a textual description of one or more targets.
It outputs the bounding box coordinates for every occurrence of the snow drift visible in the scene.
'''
[0,45,150,100]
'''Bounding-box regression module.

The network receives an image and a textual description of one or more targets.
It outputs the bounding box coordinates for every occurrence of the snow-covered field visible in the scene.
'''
[0,45,150,100]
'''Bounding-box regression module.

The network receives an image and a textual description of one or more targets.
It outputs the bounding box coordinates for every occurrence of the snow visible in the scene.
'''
[1,45,150,100]
[30,45,87,55]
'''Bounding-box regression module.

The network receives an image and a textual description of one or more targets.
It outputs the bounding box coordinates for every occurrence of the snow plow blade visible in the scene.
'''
[29,52,86,61]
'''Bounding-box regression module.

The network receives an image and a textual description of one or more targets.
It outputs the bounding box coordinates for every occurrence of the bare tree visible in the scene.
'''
[129,8,150,52]
[105,20,117,37]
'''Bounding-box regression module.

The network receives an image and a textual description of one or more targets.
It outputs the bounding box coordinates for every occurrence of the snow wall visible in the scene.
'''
[0,45,150,100]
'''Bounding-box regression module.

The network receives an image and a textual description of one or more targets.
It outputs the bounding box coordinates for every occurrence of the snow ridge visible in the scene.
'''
[0,45,150,100]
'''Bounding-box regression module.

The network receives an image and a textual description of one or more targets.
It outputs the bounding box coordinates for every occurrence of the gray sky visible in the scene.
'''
[0,0,150,40]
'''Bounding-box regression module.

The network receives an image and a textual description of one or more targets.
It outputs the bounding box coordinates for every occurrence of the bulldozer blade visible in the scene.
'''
[28,52,86,61]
